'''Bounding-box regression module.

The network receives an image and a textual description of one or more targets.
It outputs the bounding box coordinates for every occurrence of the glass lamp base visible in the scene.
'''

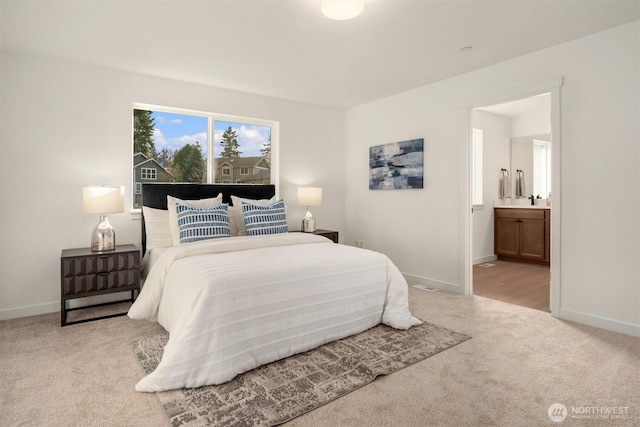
[91,214,116,252]
[301,208,316,232]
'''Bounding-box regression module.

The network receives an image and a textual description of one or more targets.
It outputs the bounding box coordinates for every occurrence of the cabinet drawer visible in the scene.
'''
[494,208,546,220]
[62,271,139,296]
[62,253,139,276]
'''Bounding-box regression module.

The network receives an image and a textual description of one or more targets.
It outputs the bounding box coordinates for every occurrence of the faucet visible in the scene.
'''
[528,194,535,205]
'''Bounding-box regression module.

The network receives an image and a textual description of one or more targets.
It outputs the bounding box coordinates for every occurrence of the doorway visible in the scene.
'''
[472,95,551,312]
[461,77,562,317]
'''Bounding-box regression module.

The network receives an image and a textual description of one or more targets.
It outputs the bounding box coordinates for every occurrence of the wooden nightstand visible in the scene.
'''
[309,229,339,243]
[60,244,140,326]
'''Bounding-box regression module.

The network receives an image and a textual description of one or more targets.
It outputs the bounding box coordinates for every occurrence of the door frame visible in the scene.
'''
[459,76,563,317]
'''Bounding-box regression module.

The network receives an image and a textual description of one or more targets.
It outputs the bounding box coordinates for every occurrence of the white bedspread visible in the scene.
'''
[128,233,421,392]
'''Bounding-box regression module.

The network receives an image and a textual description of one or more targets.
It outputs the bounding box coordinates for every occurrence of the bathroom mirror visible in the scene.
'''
[510,134,551,199]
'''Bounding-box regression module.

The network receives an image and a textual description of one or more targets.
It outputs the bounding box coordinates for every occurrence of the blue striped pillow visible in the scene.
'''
[176,204,230,244]
[242,200,288,236]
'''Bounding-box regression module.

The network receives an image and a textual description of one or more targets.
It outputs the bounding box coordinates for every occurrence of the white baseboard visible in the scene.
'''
[559,308,640,337]
[402,273,464,294]
[473,255,497,265]
[0,301,59,321]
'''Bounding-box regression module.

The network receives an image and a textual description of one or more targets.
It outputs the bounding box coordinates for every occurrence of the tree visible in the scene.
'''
[220,126,242,158]
[260,135,271,157]
[172,142,205,182]
[133,109,156,158]
[157,147,173,168]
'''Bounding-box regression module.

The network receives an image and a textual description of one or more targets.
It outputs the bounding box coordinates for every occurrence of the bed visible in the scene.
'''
[128,183,421,392]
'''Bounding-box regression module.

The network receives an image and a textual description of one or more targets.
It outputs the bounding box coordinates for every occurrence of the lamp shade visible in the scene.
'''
[297,187,323,206]
[321,0,364,20]
[83,186,124,214]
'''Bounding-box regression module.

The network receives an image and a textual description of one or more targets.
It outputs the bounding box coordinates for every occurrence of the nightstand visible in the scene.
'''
[60,244,140,326]
[309,229,339,243]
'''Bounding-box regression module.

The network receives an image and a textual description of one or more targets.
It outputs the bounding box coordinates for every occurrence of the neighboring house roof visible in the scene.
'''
[216,156,269,169]
[133,152,174,177]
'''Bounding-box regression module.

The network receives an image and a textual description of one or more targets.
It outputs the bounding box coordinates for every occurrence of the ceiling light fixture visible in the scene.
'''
[321,0,364,20]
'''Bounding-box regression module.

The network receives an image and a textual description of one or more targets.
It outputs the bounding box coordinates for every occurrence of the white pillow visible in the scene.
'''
[167,194,223,246]
[230,195,276,236]
[141,206,172,252]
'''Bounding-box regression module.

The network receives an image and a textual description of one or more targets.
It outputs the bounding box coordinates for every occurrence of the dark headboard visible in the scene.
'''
[141,183,276,255]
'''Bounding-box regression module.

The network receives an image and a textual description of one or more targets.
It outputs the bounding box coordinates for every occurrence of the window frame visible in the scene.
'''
[141,167,157,180]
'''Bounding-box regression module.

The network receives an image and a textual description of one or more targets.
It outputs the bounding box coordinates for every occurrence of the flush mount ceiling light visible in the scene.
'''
[321,0,364,20]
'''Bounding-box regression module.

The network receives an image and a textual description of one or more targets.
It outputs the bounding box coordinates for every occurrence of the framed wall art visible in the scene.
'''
[369,138,424,190]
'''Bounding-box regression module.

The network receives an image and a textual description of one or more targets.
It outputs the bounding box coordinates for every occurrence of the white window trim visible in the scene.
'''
[141,167,157,180]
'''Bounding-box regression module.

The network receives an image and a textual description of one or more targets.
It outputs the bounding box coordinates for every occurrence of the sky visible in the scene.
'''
[150,111,271,158]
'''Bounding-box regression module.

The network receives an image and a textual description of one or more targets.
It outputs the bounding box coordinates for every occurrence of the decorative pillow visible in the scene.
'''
[168,194,223,245]
[141,206,173,251]
[176,204,230,244]
[242,200,288,236]
[230,195,276,236]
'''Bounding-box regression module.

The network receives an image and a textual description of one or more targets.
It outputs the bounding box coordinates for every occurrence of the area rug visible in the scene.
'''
[131,321,470,427]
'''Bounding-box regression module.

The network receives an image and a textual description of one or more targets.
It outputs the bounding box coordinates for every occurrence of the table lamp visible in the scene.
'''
[83,186,124,252]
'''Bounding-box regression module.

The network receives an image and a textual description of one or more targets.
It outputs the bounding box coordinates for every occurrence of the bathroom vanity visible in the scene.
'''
[494,206,550,265]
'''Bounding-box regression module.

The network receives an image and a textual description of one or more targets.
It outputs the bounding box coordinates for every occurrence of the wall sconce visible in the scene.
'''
[83,186,124,252]
[297,187,323,232]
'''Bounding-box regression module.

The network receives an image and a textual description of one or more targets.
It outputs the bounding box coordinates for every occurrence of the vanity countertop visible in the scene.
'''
[494,205,550,210]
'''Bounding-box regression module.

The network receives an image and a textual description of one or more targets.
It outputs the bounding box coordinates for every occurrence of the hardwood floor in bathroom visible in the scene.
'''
[473,260,550,312]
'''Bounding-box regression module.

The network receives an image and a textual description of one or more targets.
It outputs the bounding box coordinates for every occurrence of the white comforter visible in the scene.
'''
[128,233,421,392]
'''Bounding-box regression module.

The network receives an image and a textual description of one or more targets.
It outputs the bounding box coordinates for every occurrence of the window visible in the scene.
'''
[472,128,483,206]
[533,139,551,198]
[132,105,278,208]
[141,168,156,180]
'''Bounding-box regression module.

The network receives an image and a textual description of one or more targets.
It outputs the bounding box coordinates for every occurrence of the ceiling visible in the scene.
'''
[1,0,638,108]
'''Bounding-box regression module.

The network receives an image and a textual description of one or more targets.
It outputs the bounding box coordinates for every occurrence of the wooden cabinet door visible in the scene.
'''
[495,218,519,257]
[519,219,546,261]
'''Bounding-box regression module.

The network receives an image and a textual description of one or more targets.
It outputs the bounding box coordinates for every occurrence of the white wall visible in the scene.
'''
[471,111,511,263]
[0,52,345,319]
[345,22,639,336]
[512,111,551,137]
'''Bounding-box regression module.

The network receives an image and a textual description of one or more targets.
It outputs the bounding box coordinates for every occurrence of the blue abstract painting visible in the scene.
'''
[369,139,424,190]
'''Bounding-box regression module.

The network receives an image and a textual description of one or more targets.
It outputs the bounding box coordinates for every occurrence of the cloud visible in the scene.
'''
[153,130,209,157]
[152,128,168,147]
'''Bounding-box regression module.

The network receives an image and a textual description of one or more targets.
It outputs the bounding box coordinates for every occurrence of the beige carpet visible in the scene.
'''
[1,287,638,426]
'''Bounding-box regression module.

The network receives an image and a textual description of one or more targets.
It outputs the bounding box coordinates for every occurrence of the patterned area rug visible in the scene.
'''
[131,321,470,427]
